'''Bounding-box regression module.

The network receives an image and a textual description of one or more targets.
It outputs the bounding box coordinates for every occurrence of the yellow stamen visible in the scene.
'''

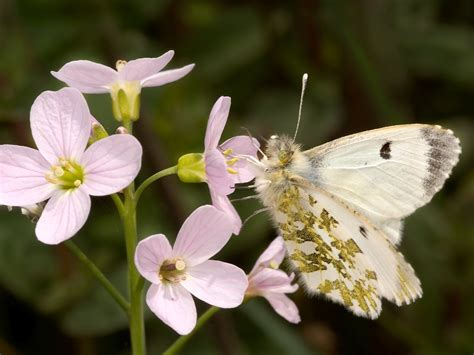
[175,259,186,271]
[226,157,239,166]
[74,180,82,187]
[269,260,279,269]
[227,167,238,174]
[222,148,233,156]
[54,166,65,177]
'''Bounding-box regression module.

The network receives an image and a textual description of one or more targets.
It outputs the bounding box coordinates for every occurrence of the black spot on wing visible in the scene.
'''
[359,226,368,239]
[380,141,392,160]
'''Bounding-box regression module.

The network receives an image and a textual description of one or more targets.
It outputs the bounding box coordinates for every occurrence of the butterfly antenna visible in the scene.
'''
[241,126,267,159]
[243,207,270,228]
[292,73,308,143]
[230,195,260,202]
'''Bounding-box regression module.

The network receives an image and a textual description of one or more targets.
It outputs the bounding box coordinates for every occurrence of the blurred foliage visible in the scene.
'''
[0,0,473,354]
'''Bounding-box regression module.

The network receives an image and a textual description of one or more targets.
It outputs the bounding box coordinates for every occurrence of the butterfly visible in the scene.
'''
[252,74,461,318]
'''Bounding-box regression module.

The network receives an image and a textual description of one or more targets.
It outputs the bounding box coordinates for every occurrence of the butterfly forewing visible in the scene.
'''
[303,124,461,244]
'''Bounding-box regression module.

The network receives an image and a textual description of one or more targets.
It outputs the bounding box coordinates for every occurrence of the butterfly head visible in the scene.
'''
[264,134,301,169]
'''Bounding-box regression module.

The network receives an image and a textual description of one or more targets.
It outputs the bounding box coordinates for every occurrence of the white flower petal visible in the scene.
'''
[141,64,195,88]
[263,293,301,324]
[146,283,196,335]
[51,60,117,93]
[210,187,241,235]
[135,234,172,284]
[0,145,55,206]
[205,148,234,196]
[250,236,286,275]
[204,96,231,150]
[249,268,298,294]
[182,260,247,308]
[173,205,233,266]
[35,188,91,245]
[30,88,91,164]
[118,51,174,81]
[80,134,142,196]
[219,135,260,183]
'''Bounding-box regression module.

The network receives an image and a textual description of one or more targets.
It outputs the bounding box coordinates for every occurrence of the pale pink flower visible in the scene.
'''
[52,51,194,121]
[203,96,260,233]
[51,50,194,94]
[134,205,248,335]
[0,88,142,244]
[209,187,241,235]
[204,96,259,196]
[247,237,301,324]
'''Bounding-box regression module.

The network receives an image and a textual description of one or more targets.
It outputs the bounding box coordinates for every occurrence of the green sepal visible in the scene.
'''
[110,81,141,122]
[177,153,206,183]
[89,122,109,145]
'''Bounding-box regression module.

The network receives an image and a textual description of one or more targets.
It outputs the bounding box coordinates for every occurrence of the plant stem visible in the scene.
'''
[123,183,146,355]
[163,306,220,355]
[123,118,133,134]
[111,193,125,217]
[134,165,178,204]
[64,240,130,313]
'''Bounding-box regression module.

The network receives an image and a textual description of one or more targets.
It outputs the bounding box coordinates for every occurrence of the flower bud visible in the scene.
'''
[21,203,45,223]
[177,153,206,183]
[89,122,109,144]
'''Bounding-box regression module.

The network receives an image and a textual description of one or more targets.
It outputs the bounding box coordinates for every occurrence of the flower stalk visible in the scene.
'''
[134,165,178,204]
[64,240,130,313]
[123,182,146,355]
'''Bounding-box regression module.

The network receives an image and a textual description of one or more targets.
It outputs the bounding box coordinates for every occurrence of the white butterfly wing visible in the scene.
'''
[274,184,421,319]
[302,124,461,244]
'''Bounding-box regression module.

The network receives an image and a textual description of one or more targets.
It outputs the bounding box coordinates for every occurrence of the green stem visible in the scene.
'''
[123,118,133,134]
[64,240,130,313]
[123,182,146,355]
[134,165,178,204]
[163,306,220,355]
[111,193,125,217]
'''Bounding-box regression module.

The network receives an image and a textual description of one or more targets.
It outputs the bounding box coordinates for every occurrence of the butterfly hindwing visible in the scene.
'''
[274,184,421,319]
[302,124,461,244]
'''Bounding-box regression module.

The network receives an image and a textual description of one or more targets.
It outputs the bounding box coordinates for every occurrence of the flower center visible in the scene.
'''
[46,159,84,190]
[159,258,187,283]
[222,148,239,174]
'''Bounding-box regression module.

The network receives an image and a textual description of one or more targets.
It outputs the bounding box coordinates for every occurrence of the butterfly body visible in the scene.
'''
[255,124,461,318]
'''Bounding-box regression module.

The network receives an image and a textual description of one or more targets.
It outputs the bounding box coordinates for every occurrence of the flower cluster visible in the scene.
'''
[0,51,300,339]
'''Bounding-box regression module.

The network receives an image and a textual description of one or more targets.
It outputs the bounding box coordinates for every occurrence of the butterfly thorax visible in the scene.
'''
[255,135,311,208]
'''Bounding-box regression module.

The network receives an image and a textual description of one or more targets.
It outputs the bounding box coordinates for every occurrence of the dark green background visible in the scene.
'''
[0,0,473,354]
